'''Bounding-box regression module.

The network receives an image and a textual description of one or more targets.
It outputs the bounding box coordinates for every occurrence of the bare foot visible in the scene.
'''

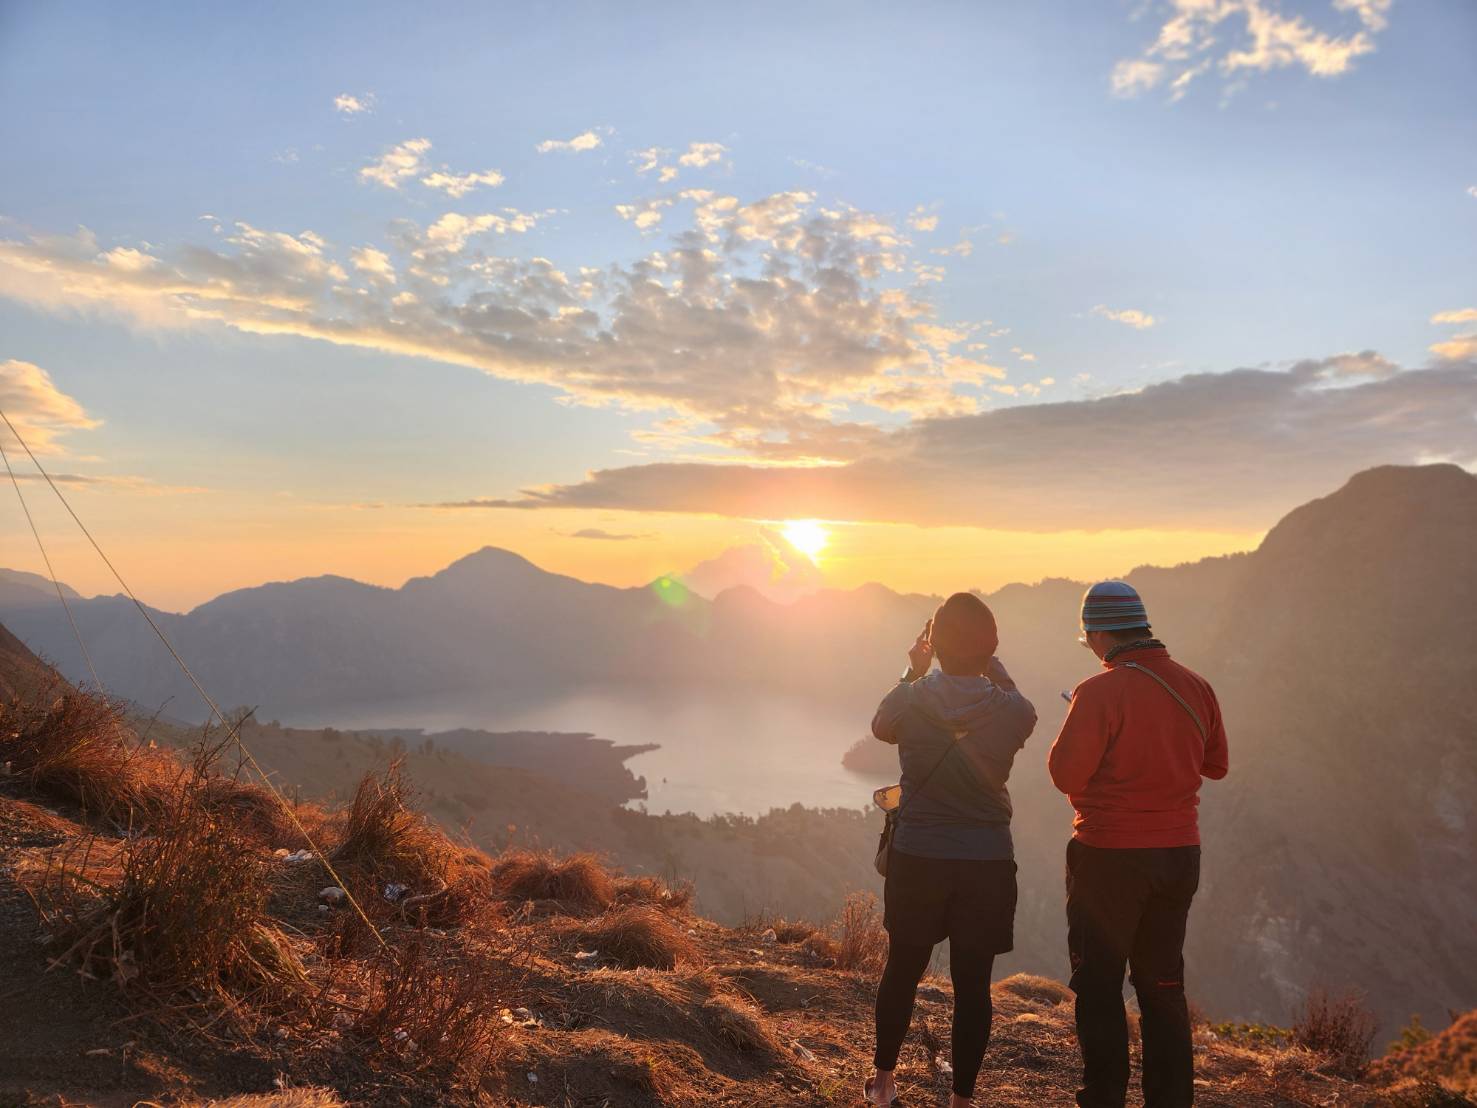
[949,1094,973,1108]
[864,1069,898,1105]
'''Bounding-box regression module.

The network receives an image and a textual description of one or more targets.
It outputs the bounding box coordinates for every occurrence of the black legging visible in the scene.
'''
[873,938,995,1098]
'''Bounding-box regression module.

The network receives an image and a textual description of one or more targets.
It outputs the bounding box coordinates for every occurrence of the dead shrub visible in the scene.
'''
[996,973,1074,1007]
[351,933,505,1085]
[1292,986,1378,1078]
[700,993,780,1053]
[615,874,694,911]
[331,761,456,890]
[801,932,840,965]
[772,919,819,944]
[35,767,306,1017]
[198,775,301,845]
[830,892,888,974]
[491,848,615,915]
[573,906,696,970]
[3,685,166,825]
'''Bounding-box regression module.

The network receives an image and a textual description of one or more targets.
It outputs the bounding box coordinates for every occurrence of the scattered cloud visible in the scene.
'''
[1431,307,1477,361]
[350,246,396,284]
[614,197,676,231]
[333,92,375,116]
[1112,0,1392,101]
[1468,185,1477,199]
[677,141,727,169]
[421,168,505,198]
[0,359,101,453]
[931,238,974,257]
[0,192,998,462]
[907,206,939,233]
[565,527,652,541]
[360,138,431,189]
[458,356,1477,532]
[1092,304,1158,329]
[537,129,604,154]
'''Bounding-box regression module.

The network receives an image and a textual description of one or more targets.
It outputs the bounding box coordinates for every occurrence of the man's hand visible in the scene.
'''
[906,619,934,680]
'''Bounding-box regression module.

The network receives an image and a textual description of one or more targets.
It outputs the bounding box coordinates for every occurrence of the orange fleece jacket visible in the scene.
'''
[1048,645,1228,849]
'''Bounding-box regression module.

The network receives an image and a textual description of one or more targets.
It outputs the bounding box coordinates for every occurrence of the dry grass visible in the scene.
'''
[2,684,167,826]
[830,891,888,974]
[332,761,457,889]
[700,993,781,1054]
[1292,986,1379,1078]
[614,873,694,911]
[996,973,1075,1007]
[572,906,697,970]
[33,756,307,1019]
[187,1091,346,1107]
[491,848,616,915]
[350,933,506,1085]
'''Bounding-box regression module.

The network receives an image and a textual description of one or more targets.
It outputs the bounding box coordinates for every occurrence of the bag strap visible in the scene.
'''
[894,682,961,817]
[1119,661,1207,743]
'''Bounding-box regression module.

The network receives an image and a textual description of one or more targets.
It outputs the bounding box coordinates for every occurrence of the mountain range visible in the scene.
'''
[2,463,1475,1033]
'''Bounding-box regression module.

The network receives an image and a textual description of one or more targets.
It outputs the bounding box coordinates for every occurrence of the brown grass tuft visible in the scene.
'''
[3,685,166,825]
[573,906,697,970]
[615,873,695,911]
[1292,986,1379,1079]
[351,933,506,1085]
[331,761,456,889]
[830,892,888,974]
[996,973,1074,1007]
[700,992,781,1053]
[34,761,307,1018]
[491,848,615,915]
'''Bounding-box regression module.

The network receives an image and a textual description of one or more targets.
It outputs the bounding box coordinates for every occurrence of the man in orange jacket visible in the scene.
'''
[1049,581,1228,1108]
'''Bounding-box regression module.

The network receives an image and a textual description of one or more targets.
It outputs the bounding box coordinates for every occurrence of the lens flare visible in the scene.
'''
[781,519,829,562]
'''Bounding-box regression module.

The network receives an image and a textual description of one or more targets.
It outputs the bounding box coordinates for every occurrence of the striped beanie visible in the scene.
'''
[1080,580,1151,632]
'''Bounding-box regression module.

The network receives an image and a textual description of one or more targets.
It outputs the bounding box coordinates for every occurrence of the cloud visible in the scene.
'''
[1092,304,1158,329]
[334,92,375,116]
[1112,0,1391,101]
[421,168,505,198]
[360,138,431,189]
[1468,185,1477,199]
[1431,308,1477,361]
[350,246,396,284]
[614,197,675,231]
[679,529,823,602]
[0,191,997,461]
[677,141,727,169]
[0,359,101,453]
[631,142,728,183]
[537,129,604,154]
[565,527,652,541]
[452,356,1477,532]
[907,206,939,233]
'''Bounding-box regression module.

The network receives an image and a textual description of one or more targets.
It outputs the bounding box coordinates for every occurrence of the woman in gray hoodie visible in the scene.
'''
[864,592,1037,1107]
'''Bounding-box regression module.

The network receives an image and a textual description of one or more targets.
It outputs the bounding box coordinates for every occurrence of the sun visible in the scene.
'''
[781,519,829,562]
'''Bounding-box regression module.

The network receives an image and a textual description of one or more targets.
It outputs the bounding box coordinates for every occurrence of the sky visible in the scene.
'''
[1,0,1474,610]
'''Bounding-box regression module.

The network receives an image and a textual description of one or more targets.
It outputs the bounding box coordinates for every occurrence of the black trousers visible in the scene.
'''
[873,938,995,1098]
[1065,838,1201,1108]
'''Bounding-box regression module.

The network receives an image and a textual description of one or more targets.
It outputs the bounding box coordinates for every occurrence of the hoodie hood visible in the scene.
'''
[910,672,1010,732]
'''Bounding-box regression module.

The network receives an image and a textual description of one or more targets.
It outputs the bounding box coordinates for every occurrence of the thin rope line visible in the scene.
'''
[0,404,385,947]
[0,433,104,690]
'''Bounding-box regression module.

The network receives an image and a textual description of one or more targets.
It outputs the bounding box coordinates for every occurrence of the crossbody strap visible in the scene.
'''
[893,682,961,818]
[1120,661,1207,744]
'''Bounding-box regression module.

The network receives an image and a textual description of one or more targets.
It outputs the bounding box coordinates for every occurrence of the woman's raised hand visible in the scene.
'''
[907,618,934,678]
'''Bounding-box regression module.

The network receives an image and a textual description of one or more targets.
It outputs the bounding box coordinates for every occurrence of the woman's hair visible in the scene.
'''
[931,592,999,675]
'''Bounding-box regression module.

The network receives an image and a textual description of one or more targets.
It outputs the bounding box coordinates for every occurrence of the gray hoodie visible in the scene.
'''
[871,666,1038,860]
